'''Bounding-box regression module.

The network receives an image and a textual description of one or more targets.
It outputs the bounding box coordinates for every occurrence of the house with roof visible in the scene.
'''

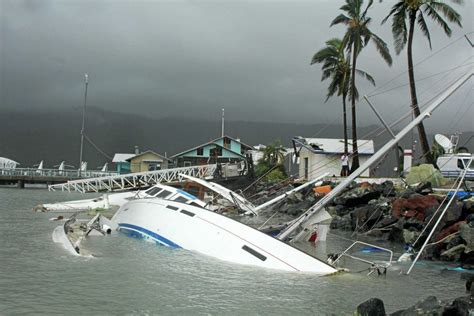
[112,149,172,174]
[292,137,375,180]
[171,135,253,168]
[112,153,135,174]
[127,150,172,173]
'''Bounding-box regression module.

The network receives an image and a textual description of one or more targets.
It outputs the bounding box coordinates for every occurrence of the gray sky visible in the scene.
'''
[1,0,473,132]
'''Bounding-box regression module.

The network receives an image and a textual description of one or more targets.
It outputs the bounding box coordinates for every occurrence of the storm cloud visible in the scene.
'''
[1,0,472,131]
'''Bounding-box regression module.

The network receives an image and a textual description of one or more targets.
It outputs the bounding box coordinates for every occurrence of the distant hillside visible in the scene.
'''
[0,107,472,176]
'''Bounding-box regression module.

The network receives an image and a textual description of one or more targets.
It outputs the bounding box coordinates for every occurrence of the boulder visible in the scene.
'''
[391,296,443,315]
[435,221,466,243]
[330,214,352,231]
[414,181,433,195]
[333,186,381,207]
[392,195,439,221]
[443,296,473,316]
[351,205,383,231]
[354,298,386,316]
[374,216,399,229]
[405,164,447,187]
[403,229,420,244]
[460,223,474,252]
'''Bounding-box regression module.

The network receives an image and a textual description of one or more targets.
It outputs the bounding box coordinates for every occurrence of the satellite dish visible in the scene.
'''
[434,134,453,152]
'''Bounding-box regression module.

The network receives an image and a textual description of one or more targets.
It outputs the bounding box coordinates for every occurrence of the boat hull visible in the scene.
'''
[112,199,337,274]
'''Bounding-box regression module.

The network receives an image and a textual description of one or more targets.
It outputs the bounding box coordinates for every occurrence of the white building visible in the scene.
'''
[292,137,375,180]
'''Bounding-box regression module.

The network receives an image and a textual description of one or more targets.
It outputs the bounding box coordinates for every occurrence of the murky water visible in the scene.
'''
[0,187,468,315]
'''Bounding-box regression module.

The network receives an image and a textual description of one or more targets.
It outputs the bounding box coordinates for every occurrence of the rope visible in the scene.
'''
[83,133,113,161]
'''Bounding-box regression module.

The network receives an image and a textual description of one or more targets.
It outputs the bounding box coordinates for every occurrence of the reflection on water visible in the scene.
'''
[0,188,467,314]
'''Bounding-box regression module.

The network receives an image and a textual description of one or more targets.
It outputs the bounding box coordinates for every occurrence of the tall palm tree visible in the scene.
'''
[311,38,375,157]
[331,0,392,172]
[382,0,463,163]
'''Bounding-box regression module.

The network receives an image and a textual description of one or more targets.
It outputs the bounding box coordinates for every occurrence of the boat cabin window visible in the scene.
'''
[144,188,155,194]
[458,159,465,170]
[174,196,189,203]
[156,190,173,198]
[242,245,267,261]
[462,159,472,169]
[146,187,162,196]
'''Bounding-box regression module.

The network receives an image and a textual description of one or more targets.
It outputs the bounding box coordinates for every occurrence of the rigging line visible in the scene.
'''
[364,34,469,97]
[447,86,474,132]
[368,59,473,133]
[367,61,474,98]
[83,133,113,161]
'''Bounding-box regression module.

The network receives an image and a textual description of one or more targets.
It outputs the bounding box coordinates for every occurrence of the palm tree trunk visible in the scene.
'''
[407,11,432,163]
[350,47,360,172]
[342,93,348,155]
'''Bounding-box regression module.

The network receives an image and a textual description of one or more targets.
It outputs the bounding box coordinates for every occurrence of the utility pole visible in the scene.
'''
[79,74,88,177]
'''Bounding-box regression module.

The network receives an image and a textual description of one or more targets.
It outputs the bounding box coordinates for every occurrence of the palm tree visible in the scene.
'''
[261,140,286,166]
[311,38,375,157]
[331,0,392,172]
[382,0,463,164]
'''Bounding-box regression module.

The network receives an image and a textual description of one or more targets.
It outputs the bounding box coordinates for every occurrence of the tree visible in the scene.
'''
[382,0,463,164]
[311,38,375,157]
[331,0,392,172]
[255,140,287,181]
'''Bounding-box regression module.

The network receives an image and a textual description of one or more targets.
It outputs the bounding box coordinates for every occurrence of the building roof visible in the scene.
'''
[293,137,375,155]
[126,150,172,162]
[112,153,135,163]
[170,135,251,158]
[0,157,20,168]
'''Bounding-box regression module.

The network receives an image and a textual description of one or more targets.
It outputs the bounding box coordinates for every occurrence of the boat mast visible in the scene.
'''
[277,71,473,242]
[79,74,88,177]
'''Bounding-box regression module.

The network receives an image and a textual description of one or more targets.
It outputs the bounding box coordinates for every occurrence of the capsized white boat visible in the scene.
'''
[109,198,338,274]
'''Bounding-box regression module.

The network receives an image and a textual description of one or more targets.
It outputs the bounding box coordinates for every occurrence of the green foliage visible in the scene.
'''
[255,140,288,182]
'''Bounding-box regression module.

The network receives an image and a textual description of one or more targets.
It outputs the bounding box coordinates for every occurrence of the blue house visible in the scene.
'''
[171,135,253,167]
[112,153,135,174]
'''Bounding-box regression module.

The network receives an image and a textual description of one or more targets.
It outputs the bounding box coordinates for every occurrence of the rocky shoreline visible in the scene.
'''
[251,178,474,267]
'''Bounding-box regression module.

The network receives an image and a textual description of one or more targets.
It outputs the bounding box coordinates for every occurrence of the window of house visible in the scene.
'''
[196,147,204,156]
[216,147,222,156]
[224,137,231,149]
[184,161,192,167]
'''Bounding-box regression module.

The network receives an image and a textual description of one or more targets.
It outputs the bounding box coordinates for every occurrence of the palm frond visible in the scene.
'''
[392,6,408,54]
[382,1,405,24]
[370,32,392,65]
[430,1,462,27]
[424,3,452,36]
[417,12,432,50]
[355,69,376,86]
[331,14,351,27]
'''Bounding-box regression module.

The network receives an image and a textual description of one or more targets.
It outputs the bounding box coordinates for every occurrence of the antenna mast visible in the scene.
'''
[79,74,88,177]
[221,108,225,137]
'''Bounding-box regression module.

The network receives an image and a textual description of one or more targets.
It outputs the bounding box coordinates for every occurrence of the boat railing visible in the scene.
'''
[331,241,394,275]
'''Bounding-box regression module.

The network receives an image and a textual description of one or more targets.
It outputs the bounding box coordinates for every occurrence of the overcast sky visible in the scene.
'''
[1,0,473,132]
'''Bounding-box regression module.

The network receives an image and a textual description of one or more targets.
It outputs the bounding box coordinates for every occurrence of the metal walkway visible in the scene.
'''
[48,164,219,193]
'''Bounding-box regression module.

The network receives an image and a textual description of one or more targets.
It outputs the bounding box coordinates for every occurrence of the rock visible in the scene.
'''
[403,229,420,244]
[374,217,398,229]
[406,164,447,187]
[443,296,473,316]
[460,223,474,252]
[414,181,433,195]
[373,181,396,197]
[391,296,443,316]
[441,244,466,261]
[333,186,381,207]
[330,214,352,231]
[443,201,464,224]
[435,221,466,244]
[392,195,439,221]
[350,205,382,231]
[354,298,386,316]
